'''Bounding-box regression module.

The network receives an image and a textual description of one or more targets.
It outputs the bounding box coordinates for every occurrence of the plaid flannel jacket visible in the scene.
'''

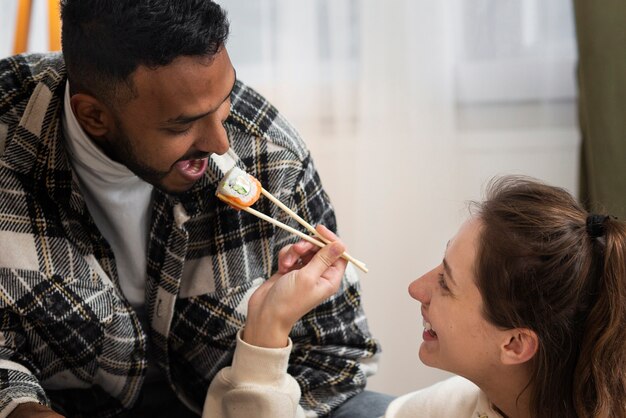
[0,53,379,417]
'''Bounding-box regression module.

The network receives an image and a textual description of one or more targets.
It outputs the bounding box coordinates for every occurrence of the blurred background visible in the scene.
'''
[2,0,623,398]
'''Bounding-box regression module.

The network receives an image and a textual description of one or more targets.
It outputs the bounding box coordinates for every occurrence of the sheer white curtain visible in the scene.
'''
[223,0,360,135]
[455,0,577,104]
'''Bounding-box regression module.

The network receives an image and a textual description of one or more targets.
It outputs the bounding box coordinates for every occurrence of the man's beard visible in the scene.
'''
[108,126,170,189]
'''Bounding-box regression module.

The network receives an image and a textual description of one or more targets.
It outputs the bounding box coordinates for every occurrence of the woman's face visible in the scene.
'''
[408,217,508,382]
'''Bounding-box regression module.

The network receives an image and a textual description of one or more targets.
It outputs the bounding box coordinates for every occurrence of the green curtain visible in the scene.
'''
[573,0,626,218]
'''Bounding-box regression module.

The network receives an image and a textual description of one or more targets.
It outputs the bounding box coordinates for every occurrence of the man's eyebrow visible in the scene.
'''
[164,69,237,126]
[442,257,457,287]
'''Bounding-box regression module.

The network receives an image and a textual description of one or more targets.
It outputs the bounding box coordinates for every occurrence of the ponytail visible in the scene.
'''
[574,218,626,417]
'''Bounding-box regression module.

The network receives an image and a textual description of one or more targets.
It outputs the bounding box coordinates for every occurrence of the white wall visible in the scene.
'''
[1,0,581,397]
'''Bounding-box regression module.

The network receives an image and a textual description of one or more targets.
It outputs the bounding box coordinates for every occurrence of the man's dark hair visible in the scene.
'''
[61,0,230,106]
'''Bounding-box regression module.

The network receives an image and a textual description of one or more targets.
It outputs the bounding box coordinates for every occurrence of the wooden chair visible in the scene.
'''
[13,0,61,54]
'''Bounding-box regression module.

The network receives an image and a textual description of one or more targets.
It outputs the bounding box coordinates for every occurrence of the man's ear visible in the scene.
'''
[70,93,114,137]
[500,328,538,365]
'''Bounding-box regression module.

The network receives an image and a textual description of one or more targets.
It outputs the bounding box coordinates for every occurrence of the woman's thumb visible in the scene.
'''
[305,241,345,276]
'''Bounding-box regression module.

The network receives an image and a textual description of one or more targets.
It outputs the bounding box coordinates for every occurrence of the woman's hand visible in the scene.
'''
[243,225,347,348]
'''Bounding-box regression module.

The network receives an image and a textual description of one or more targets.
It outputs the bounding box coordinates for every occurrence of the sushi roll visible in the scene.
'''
[216,167,262,208]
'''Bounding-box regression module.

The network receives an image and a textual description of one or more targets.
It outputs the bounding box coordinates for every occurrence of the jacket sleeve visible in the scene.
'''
[0,296,49,417]
[203,331,306,418]
[271,154,381,417]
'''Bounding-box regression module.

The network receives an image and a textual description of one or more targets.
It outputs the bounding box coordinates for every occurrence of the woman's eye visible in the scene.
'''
[437,273,450,293]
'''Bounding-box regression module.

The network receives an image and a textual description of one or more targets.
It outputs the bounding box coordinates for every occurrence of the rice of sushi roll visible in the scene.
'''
[216,167,262,208]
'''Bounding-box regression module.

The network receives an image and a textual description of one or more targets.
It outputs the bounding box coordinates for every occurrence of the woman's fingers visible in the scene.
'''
[277,244,296,273]
[277,225,343,274]
[277,239,318,273]
[315,224,339,241]
[246,227,348,348]
[302,240,346,281]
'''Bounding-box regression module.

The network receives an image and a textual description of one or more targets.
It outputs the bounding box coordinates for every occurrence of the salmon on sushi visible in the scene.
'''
[216,166,262,208]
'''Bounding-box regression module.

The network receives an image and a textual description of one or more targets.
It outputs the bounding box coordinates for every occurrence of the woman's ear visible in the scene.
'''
[70,93,113,137]
[500,328,538,365]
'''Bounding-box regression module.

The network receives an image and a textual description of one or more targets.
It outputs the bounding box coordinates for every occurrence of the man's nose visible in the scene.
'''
[195,116,230,155]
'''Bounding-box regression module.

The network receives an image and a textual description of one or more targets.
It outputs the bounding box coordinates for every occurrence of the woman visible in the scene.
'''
[203,176,626,418]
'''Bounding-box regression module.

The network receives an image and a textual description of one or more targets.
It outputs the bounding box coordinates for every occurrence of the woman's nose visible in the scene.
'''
[408,266,439,304]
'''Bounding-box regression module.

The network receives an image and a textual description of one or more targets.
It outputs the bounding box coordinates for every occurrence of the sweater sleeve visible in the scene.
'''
[203,330,306,418]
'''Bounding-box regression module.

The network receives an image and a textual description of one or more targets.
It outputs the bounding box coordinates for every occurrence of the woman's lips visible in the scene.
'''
[175,157,208,182]
[422,328,438,341]
[422,318,438,341]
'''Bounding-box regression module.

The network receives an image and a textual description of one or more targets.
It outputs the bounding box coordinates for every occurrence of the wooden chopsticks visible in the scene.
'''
[216,189,368,273]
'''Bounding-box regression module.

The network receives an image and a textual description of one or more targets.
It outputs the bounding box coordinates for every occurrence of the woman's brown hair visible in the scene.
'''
[473,176,626,417]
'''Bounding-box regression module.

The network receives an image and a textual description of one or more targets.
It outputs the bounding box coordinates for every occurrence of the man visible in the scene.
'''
[0,1,387,417]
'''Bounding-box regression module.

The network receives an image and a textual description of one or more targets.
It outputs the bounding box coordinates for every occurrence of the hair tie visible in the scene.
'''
[586,214,609,238]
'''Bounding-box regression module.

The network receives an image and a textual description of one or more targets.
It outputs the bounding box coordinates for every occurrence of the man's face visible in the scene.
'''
[103,49,236,194]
